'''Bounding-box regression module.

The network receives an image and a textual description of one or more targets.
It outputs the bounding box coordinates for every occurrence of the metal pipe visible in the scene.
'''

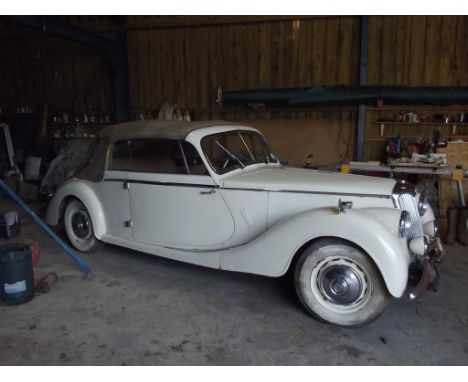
[0,179,93,278]
[457,180,466,207]
[218,86,468,107]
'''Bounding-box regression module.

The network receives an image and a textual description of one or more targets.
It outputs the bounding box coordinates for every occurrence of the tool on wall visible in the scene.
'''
[1,123,21,177]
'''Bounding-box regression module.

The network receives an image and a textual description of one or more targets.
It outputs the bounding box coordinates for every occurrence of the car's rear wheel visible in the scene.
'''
[64,199,103,253]
[294,238,390,327]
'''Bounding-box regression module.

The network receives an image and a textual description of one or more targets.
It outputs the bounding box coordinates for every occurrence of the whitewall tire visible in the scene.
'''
[294,239,390,327]
[64,199,103,253]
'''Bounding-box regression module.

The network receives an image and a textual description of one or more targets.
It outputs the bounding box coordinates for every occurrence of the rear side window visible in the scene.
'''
[109,139,208,175]
[180,141,208,175]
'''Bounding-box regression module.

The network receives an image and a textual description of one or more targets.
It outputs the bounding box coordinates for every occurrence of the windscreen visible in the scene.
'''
[201,130,278,174]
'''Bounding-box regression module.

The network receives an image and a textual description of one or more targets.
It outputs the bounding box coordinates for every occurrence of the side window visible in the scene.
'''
[109,140,132,171]
[109,139,208,175]
[109,139,182,173]
[132,139,185,173]
[180,141,209,175]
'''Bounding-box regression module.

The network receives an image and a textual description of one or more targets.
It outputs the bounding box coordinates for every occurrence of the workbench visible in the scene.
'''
[340,162,468,209]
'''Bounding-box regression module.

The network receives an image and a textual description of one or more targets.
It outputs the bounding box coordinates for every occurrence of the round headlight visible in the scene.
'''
[399,211,411,238]
[418,193,427,216]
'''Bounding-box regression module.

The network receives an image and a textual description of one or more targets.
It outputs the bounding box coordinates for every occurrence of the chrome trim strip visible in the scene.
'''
[222,187,391,198]
[104,178,218,189]
[104,178,391,198]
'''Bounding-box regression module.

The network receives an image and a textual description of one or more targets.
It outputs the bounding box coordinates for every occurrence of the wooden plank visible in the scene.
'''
[408,16,427,86]
[23,39,35,107]
[139,30,151,110]
[324,17,340,84]
[65,40,80,112]
[208,26,222,109]
[438,16,457,86]
[367,16,383,85]
[349,17,361,86]
[127,30,139,111]
[283,20,296,87]
[135,29,147,110]
[160,29,173,105]
[311,17,326,86]
[394,16,411,85]
[245,23,259,89]
[197,26,210,109]
[297,18,312,86]
[258,22,272,88]
[221,25,233,90]
[453,16,467,86]
[147,29,156,109]
[270,22,282,88]
[423,16,442,85]
[9,39,22,110]
[183,27,195,109]
[337,17,354,85]
[381,16,397,85]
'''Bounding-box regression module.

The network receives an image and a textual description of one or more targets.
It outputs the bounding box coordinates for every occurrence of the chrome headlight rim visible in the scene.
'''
[418,192,428,216]
[399,211,412,238]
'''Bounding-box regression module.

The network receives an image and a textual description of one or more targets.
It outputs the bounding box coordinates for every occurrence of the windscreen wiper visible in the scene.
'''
[214,140,245,169]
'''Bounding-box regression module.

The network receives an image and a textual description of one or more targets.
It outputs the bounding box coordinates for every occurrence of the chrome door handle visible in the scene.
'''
[200,189,216,195]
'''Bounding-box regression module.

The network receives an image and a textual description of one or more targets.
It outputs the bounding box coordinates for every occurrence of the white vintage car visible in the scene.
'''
[46,120,444,327]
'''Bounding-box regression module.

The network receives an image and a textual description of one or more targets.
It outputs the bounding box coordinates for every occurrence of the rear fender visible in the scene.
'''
[45,180,106,239]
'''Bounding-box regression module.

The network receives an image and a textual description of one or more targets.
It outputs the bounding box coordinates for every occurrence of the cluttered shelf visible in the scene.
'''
[364,110,468,218]
[366,135,468,142]
[52,137,97,140]
[373,121,468,126]
[51,122,114,126]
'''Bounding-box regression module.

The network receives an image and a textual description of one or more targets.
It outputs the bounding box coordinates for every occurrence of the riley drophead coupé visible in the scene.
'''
[46,120,444,327]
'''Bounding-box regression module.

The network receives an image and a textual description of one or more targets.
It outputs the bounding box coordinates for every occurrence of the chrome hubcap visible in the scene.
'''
[318,263,363,305]
[71,211,90,239]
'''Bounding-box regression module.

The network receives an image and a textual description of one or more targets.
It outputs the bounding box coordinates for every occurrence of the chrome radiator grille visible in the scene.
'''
[398,193,423,239]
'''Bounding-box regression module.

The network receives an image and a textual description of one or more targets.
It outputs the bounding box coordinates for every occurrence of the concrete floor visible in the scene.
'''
[1,198,468,365]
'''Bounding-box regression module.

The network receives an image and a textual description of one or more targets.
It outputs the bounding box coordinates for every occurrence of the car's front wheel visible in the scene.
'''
[64,199,103,253]
[294,239,390,327]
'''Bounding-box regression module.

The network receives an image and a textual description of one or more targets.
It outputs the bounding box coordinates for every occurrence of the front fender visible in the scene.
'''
[221,207,410,298]
[45,179,106,239]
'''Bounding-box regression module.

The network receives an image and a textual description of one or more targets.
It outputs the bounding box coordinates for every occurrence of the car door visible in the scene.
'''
[97,140,132,240]
[125,139,235,249]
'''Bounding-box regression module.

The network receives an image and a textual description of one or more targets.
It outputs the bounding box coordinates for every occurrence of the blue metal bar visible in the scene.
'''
[0,179,93,278]
[356,15,369,162]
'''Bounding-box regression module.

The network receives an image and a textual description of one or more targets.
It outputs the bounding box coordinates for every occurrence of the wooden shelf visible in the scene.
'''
[51,122,113,126]
[374,121,468,126]
[366,135,468,142]
[53,137,96,140]
[367,105,468,112]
